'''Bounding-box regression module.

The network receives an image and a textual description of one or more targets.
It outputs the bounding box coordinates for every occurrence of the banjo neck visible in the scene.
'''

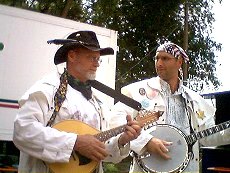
[185,120,230,145]
[134,121,230,173]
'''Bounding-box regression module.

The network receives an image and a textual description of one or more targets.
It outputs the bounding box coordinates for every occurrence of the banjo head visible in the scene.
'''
[136,124,190,173]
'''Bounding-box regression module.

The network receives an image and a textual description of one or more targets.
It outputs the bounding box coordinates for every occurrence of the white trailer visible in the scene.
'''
[0,4,117,144]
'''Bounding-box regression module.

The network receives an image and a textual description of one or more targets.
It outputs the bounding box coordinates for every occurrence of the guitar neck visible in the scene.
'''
[186,120,230,144]
[93,110,162,142]
[94,124,126,142]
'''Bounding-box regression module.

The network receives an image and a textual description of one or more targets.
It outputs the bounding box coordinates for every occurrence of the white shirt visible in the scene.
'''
[111,76,230,173]
[13,70,130,173]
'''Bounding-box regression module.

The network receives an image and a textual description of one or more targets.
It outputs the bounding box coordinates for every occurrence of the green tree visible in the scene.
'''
[88,0,222,92]
[0,0,222,92]
[0,0,86,21]
[0,1,223,171]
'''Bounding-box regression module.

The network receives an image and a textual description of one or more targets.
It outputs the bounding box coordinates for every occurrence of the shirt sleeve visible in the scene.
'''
[198,115,230,146]
[192,95,230,146]
[110,100,154,156]
[13,91,77,163]
[103,135,130,163]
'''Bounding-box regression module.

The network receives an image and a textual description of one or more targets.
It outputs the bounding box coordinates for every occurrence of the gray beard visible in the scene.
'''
[87,72,96,80]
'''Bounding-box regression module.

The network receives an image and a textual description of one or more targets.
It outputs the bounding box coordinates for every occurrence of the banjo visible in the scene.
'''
[134,120,230,173]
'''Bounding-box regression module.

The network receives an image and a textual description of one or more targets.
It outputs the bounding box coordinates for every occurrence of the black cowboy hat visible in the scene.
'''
[47,30,114,65]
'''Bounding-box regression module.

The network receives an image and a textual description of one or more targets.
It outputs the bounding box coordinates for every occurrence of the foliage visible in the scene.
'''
[103,163,119,173]
[104,156,132,173]
[0,0,86,21]
[0,0,222,92]
[88,0,222,92]
[0,1,223,171]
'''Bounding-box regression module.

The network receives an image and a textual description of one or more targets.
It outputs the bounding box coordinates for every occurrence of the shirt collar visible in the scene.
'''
[147,76,185,96]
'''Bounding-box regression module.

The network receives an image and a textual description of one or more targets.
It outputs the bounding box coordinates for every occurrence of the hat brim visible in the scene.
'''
[54,43,114,65]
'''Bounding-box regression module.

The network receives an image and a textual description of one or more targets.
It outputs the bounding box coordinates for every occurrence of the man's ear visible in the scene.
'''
[178,56,183,66]
[67,50,76,63]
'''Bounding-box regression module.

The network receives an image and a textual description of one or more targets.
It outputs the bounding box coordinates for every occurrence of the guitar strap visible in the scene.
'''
[47,71,142,127]
[46,69,68,127]
[89,80,142,111]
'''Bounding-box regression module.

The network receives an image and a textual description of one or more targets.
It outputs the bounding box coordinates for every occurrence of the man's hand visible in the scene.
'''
[74,134,108,161]
[118,115,142,146]
[146,137,173,160]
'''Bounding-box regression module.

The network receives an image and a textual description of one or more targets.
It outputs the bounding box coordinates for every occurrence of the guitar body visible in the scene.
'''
[47,120,100,173]
[46,110,161,173]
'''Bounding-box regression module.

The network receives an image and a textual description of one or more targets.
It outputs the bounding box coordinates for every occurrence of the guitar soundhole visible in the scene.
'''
[76,152,91,165]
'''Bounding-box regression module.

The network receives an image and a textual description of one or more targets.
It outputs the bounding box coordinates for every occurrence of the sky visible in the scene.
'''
[211,0,230,92]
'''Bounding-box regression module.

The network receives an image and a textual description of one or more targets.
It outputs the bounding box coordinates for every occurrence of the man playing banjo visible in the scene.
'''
[110,42,230,173]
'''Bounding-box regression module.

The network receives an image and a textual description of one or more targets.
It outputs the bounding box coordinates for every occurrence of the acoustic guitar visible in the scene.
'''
[47,110,162,173]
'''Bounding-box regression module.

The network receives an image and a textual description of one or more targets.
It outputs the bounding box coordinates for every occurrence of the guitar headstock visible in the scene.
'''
[135,110,163,129]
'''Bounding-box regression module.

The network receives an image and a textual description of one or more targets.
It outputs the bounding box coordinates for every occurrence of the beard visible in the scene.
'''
[74,64,97,81]
[86,71,96,80]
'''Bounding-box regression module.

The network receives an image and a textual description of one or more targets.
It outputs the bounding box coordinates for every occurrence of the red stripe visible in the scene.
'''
[0,103,19,109]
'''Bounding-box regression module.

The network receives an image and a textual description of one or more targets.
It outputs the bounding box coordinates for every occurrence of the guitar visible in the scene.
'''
[47,110,162,173]
[135,120,230,173]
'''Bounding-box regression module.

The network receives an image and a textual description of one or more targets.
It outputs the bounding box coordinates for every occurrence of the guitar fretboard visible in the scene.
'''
[93,110,161,142]
[186,120,230,144]
[94,125,126,142]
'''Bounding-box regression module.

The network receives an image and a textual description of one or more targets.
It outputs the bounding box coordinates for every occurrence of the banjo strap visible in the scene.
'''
[183,97,195,159]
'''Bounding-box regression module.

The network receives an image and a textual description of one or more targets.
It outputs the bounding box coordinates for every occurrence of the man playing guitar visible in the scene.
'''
[13,31,142,173]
